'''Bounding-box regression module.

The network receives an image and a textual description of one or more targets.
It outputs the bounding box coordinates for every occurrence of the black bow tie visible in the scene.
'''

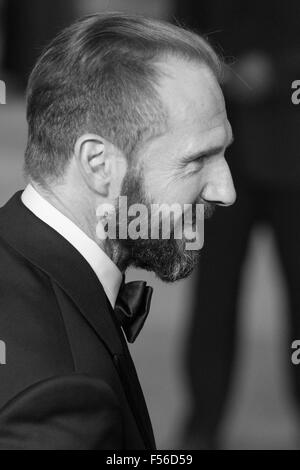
[114,279,153,343]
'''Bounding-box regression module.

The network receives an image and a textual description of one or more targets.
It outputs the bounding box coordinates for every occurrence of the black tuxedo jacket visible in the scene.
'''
[0,191,156,450]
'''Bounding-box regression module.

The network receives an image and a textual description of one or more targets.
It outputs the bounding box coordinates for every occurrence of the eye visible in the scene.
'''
[186,156,207,174]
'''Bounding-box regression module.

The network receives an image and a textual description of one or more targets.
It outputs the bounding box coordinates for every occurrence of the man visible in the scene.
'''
[0,13,235,449]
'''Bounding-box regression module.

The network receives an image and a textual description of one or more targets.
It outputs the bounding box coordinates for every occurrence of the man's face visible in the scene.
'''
[115,58,236,282]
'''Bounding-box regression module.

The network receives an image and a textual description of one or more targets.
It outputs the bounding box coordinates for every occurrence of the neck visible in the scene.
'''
[30,180,129,272]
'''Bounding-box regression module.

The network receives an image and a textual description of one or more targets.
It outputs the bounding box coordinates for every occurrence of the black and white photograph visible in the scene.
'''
[0,0,299,454]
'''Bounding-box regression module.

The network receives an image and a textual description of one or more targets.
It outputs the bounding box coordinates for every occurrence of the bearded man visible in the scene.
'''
[0,13,235,449]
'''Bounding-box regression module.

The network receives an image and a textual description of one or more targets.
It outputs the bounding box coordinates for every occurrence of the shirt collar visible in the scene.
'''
[21,184,122,308]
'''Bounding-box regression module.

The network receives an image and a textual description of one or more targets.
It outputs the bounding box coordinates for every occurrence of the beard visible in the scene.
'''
[112,168,215,283]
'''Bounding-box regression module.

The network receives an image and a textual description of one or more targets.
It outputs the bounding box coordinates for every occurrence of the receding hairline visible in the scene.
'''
[148,55,222,124]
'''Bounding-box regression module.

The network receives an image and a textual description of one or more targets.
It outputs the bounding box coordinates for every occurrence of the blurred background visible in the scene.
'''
[0,0,300,450]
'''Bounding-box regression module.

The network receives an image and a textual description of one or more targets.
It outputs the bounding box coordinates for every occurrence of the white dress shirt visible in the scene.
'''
[21,184,123,308]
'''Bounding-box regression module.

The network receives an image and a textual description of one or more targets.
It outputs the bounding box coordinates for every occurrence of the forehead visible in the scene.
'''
[155,57,230,148]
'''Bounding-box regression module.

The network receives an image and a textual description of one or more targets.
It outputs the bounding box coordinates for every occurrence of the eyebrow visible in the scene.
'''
[182,133,234,164]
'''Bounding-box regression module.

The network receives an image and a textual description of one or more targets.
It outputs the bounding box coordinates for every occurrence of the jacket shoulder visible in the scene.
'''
[0,236,75,408]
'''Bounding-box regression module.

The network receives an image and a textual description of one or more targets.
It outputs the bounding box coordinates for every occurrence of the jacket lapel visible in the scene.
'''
[0,191,156,449]
[106,300,156,449]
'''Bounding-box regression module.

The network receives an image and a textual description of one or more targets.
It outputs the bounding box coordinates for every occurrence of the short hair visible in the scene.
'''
[24,13,222,184]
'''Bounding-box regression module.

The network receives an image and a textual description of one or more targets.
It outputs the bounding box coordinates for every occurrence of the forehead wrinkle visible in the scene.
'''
[200,113,230,135]
[165,82,227,136]
[202,120,231,145]
[183,120,231,158]
[168,108,229,150]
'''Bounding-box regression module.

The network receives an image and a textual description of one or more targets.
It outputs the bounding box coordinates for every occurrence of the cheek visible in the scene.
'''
[141,142,180,202]
[145,170,202,205]
[143,154,206,205]
[143,165,174,203]
[171,178,201,205]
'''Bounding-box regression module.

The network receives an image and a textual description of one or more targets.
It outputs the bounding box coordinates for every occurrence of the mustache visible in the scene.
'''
[192,197,216,220]
[204,202,216,219]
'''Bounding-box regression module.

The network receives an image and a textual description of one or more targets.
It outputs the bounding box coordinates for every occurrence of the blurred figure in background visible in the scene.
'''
[175,0,300,449]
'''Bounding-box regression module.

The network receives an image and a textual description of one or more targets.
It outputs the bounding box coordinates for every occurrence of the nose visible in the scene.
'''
[201,158,236,207]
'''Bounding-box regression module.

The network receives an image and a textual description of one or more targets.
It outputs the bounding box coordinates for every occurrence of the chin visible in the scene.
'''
[154,259,199,283]
[132,244,202,283]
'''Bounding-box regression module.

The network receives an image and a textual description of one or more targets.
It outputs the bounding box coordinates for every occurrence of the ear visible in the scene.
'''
[74,134,112,196]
